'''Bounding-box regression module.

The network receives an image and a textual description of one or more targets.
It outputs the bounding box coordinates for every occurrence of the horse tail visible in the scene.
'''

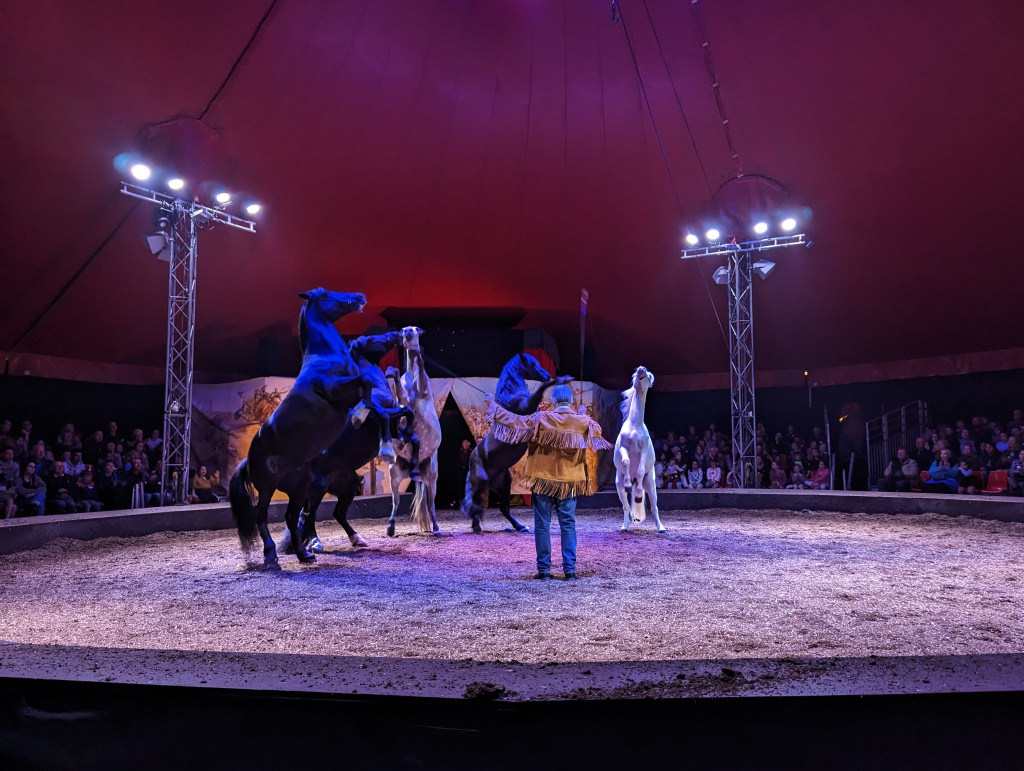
[410,480,431,532]
[230,460,258,548]
[461,447,486,521]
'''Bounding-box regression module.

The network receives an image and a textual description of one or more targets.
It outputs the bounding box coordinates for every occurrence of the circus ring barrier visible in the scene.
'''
[2,488,1024,767]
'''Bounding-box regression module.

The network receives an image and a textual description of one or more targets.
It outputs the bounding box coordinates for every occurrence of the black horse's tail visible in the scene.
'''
[229,459,258,548]
[461,446,486,521]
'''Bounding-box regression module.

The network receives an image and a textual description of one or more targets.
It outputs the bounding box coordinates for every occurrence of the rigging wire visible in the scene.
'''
[615,1,727,344]
[689,0,743,177]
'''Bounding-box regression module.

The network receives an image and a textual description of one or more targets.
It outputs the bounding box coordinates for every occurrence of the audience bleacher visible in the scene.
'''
[0,419,223,517]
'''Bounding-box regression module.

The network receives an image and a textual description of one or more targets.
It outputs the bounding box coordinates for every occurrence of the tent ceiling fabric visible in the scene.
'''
[1,0,1020,383]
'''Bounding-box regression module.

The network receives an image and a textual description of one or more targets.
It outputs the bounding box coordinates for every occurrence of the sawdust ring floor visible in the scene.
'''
[1,507,1022,664]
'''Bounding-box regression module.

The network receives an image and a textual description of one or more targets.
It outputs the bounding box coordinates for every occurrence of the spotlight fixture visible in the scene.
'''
[167,177,185,191]
[705,228,721,242]
[245,202,261,215]
[712,266,730,285]
[143,232,169,259]
[215,192,231,204]
[130,163,152,181]
[752,259,776,279]
[685,233,699,246]
[780,217,797,231]
[753,221,768,235]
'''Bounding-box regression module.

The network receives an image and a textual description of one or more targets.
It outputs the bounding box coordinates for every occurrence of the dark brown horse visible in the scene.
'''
[461,353,571,533]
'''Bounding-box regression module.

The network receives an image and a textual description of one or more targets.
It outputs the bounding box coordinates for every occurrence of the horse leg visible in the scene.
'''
[498,473,528,532]
[615,469,632,531]
[334,473,367,546]
[285,496,315,563]
[643,467,666,533]
[426,456,440,534]
[387,462,405,538]
[463,448,487,534]
[302,481,326,553]
[255,494,280,570]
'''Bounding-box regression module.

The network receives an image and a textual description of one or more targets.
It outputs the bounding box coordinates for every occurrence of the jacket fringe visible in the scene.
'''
[490,422,533,445]
[525,477,592,499]
[534,428,589,450]
[590,435,613,451]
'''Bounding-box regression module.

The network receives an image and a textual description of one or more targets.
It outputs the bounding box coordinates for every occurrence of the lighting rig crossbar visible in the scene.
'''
[679,232,805,261]
[119,181,256,504]
[120,182,256,233]
[680,232,807,488]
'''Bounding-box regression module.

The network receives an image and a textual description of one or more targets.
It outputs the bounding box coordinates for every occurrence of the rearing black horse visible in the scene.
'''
[461,353,571,533]
[229,288,367,568]
[278,331,415,554]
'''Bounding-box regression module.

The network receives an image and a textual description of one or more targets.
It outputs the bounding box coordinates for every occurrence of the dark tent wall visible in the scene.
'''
[1,0,1021,385]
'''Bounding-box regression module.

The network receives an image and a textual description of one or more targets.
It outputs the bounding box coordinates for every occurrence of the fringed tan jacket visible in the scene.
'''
[488,403,612,499]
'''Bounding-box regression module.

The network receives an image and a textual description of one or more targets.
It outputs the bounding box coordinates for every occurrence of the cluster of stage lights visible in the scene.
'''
[685,217,798,246]
[127,162,262,216]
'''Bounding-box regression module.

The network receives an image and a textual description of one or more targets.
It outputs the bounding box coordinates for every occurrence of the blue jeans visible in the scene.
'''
[533,493,577,575]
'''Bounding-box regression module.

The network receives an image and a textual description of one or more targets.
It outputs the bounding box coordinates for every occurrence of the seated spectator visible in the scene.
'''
[27,441,52,479]
[0,418,11,445]
[956,459,980,495]
[705,458,722,489]
[923,449,958,494]
[995,432,1010,453]
[1,447,20,482]
[123,457,151,507]
[808,460,831,490]
[64,450,86,478]
[46,463,77,514]
[1008,409,1024,433]
[0,458,17,519]
[1001,437,1020,468]
[55,426,80,459]
[95,461,123,510]
[14,460,47,516]
[768,460,787,489]
[877,448,919,493]
[978,441,1002,471]
[654,452,667,489]
[1008,450,1024,496]
[786,462,806,489]
[663,458,684,490]
[145,467,167,506]
[105,420,121,446]
[73,470,103,512]
[913,436,933,471]
[685,460,703,490]
[191,465,221,504]
[82,429,106,467]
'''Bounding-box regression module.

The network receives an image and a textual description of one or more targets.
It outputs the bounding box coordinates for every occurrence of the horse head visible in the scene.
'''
[515,352,551,382]
[399,326,424,351]
[632,365,655,392]
[297,288,367,322]
[351,331,403,365]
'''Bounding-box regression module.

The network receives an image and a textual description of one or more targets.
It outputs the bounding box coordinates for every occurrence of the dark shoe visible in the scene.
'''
[534,572,552,580]
[563,572,577,581]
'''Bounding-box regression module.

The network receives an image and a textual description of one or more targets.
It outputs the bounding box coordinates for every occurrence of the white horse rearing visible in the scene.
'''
[614,366,666,533]
[386,326,442,536]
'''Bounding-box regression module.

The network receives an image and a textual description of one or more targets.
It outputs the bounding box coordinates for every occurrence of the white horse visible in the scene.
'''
[614,366,666,533]
[385,326,442,536]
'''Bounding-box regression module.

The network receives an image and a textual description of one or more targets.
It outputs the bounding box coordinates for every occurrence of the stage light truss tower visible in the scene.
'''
[681,233,806,488]
[119,182,256,503]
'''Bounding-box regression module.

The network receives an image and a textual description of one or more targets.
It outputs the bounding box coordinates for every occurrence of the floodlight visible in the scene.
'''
[215,192,231,204]
[712,266,730,285]
[144,232,169,259]
[130,163,152,181]
[705,228,721,242]
[245,202,261,215]
[753,221,768,235]
[167,177,185,191]
[780,217,797,231]
[685,233,699,246]
[752,259,776,279]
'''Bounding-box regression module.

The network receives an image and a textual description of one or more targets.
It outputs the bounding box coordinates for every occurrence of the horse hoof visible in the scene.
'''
[309,537,324,553]
[658,528,668,534]
[515,525,530,534]
[297,552,317,564]
[262,560,281,571]
[386,524,396,538]
[350,534,368,547]
[433,527,442,535]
